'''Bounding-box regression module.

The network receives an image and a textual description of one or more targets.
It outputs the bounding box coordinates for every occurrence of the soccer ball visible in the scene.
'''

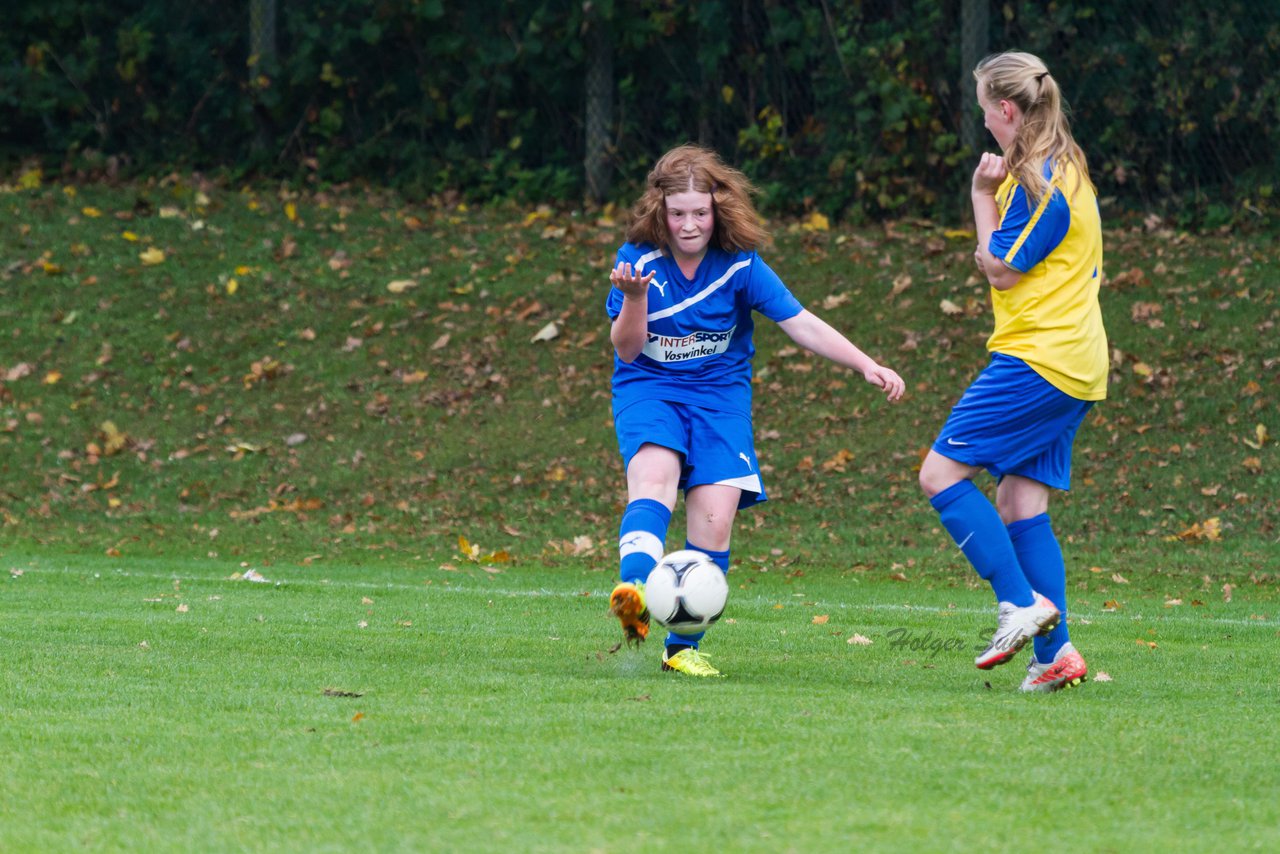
[645,550,728,634]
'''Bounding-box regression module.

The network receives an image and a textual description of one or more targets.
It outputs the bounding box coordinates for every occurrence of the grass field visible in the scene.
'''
[2,178,1278,850]
[3,553,1278,851]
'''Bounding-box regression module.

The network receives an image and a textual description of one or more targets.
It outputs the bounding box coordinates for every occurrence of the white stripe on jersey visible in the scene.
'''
[647,259,751,321]
[633,248,665,274]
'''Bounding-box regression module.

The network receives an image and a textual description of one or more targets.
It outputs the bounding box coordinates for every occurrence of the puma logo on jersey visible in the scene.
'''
[652,280,667,297]
[739,452,753,470]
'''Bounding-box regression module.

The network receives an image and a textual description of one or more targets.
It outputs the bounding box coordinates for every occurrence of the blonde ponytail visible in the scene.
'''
[974,51,1094,208]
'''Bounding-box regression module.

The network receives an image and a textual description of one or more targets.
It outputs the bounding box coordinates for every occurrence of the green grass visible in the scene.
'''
[2,178,1279,849]
[2,552,1277,851]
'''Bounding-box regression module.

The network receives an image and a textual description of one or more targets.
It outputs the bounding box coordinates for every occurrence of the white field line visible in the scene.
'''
[25,564,1280,630]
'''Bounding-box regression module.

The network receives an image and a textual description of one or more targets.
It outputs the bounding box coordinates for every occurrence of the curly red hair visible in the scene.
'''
[625,145,768,253]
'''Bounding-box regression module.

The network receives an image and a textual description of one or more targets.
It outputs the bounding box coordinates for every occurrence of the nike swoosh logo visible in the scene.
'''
[957,532,974,549]
[946,438,970,447]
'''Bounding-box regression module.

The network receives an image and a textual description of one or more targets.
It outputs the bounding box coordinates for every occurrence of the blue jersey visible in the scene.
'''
[606,242,803,418]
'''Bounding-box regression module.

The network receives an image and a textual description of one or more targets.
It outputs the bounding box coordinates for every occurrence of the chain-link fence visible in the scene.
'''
[5,0,1276,224]
[582,0,1278,222]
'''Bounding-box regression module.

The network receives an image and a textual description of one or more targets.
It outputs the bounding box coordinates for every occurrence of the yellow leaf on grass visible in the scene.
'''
[802,211,829,232]
[139,247,166,265]
[226,278,238,295]
[387,279,417,294]
[285,201,298,222]
[812,614,830,625]
[43,371,62,385]
[1173,517,1221,542]
[1242,423,1269,450]
[122,230,140,242]
[100,421,128,455]
[82,206,103,218]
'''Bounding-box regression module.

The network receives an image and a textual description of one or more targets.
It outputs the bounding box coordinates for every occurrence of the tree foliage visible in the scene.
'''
[2,0,1277,225]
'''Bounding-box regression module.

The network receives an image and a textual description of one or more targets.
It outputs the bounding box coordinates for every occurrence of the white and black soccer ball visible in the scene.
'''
[645,550,728,634]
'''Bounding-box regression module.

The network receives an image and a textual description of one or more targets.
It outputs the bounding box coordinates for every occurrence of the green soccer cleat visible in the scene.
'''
[609,581,650,647]
[661,647,724,678]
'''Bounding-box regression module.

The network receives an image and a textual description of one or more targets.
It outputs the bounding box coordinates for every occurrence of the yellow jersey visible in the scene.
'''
[988,160,1108,401]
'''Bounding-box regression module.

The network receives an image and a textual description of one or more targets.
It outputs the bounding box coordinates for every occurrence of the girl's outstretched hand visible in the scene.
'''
[610,261,655,299]
[863,364,906,402]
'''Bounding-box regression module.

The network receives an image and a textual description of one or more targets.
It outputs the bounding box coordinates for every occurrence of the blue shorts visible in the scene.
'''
[932,353,1094,490]
[615,400,766,509]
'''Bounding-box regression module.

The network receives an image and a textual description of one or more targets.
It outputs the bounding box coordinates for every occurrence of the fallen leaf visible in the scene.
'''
[387,279,417,294]
[139,247,166,265]
[812,614,830,625]
[940,298,963,316]
[802,211,829,232]
[531,321,560,343]
[1173,517,1222,542]
[1094,672,1112,682]
[847,634,873,646]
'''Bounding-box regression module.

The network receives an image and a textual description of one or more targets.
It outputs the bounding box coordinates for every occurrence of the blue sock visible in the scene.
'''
[665,541,730,648]
[930,480,1033,606]
[1008,514,1070,662]
[618,498,671,585]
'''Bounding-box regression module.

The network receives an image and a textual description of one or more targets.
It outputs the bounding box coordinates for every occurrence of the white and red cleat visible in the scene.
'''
[1020,642,1088,692]
[974,592,1060,670]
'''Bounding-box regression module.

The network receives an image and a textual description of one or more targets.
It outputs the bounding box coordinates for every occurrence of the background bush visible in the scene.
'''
[3,0,1277,226]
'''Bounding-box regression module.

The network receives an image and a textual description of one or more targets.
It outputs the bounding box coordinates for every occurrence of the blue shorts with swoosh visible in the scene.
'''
[615,399,766,509]
[932,353,1094,490]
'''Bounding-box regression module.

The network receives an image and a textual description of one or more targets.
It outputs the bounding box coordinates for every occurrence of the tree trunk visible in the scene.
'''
[583,12,613,203]
[960,0,989,155]
[250,0,278,154]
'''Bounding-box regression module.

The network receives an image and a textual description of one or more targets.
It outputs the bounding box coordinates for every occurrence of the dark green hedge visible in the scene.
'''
[3,0,1277,226]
